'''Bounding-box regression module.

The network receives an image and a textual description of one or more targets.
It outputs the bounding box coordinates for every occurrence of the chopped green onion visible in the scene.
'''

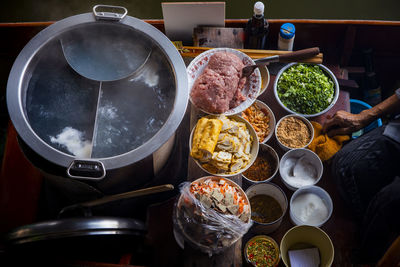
[277,64,335,114]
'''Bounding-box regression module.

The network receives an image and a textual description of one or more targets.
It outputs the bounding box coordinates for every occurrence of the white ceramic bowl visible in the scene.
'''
[189,114,259,177]
[279,148,323,191]
[187,48,261,115]
[290,185,333,227]
[275,114,314,152]
[245,182,288,234]
[273,63,339,118]
[242,143,279,184]
[242,99,276,144]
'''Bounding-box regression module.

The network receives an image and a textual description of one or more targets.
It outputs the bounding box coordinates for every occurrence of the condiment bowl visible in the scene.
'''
[244,235,280,267]
[280,225,334,267]
[245,182,288,234]
[290,185,333,227]
[242,99,276,144]
[275,114,314,152]
[258,65,270,97]
[279,148,323,191]
[189,114,259,177]
[187,47,261,115]
[273,63,339,118]
[242,144,279,184]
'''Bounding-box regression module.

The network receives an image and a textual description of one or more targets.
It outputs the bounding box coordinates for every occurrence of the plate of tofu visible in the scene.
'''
[189,114,259,176]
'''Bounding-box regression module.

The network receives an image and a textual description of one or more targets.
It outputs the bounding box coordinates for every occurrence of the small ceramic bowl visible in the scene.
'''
[245,182,288,234]
[242,144,279,184]
[241,99,276,144]
[244,235,280,267]
[275,114,314,152]
[258,65,270,97]
[280,225,334,267]
[279,148,323,191]
[290,185,333,227]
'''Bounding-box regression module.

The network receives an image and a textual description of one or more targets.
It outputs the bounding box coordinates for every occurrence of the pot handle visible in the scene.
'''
[93,5,128,21]
[67,160,106,180]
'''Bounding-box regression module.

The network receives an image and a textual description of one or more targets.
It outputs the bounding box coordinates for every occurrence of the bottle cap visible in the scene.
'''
[254,2,265,16]
[280,23,295,39]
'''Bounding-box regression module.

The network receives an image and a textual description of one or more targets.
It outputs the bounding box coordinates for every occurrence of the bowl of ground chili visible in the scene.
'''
[245,235,280,267]
[242,144,279,184]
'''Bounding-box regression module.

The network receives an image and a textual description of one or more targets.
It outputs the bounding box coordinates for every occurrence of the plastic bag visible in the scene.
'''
[173,178,252,256]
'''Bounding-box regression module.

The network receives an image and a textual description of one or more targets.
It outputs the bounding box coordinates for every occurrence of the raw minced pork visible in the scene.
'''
[190,52,247,113]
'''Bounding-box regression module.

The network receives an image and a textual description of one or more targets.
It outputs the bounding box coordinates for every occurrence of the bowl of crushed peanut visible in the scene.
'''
[275,114,314,151]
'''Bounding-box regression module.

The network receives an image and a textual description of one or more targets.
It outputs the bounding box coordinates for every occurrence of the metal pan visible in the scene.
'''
[5,184,173,250]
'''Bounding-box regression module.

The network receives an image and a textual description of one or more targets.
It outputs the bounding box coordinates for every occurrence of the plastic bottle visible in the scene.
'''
[278,23,295,51]
[244,2,269,49]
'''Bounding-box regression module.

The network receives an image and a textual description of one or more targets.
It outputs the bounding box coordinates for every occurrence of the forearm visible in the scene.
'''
[360,91,400,126]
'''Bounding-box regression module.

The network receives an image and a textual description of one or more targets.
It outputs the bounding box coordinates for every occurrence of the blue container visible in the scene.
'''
[280,23,295,39]
[350,99,382,138]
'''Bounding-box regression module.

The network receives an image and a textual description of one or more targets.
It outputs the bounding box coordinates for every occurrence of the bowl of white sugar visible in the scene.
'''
[279,148,323,191]
[289,185,333,227]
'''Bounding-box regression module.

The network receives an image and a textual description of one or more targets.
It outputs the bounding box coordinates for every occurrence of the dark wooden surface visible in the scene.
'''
[0,122,42,233]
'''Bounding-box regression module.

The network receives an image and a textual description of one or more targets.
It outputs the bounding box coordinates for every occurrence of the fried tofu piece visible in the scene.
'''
[191,117,223,160]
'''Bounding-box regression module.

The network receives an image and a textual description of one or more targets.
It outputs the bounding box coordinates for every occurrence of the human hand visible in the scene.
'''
[322,110,368,137]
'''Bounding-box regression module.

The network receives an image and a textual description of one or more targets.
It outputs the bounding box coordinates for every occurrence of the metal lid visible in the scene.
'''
[6,216,146,246]
[280,23,295,39]
[7,6,188,171]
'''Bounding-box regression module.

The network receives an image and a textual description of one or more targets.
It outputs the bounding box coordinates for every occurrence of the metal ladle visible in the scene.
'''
[60,5,153,82]
[58,184,174,217]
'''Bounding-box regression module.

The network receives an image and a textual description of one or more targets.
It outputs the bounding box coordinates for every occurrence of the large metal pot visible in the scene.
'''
[6,5,188,195]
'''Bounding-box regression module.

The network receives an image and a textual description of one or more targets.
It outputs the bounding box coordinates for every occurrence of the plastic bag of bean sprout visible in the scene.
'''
[173,177,252,256]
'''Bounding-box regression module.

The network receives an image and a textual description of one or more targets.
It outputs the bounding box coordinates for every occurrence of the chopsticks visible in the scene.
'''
[179,46,323,64]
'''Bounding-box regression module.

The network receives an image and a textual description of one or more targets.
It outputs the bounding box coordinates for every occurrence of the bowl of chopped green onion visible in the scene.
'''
[274,63,339,118]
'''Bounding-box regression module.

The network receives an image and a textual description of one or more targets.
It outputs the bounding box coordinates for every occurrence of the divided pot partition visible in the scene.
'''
[6,5,188,192]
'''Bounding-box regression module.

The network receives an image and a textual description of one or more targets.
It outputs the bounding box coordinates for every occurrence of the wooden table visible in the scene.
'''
[166,59,354,267]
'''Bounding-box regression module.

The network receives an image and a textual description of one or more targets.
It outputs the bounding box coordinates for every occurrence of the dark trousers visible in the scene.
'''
[331,126,400,264]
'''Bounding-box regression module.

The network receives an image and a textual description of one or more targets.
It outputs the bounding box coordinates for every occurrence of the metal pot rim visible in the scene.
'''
[7,12,188,171]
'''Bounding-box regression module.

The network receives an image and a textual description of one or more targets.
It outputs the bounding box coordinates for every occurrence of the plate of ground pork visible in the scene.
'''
[188,48,261,115]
